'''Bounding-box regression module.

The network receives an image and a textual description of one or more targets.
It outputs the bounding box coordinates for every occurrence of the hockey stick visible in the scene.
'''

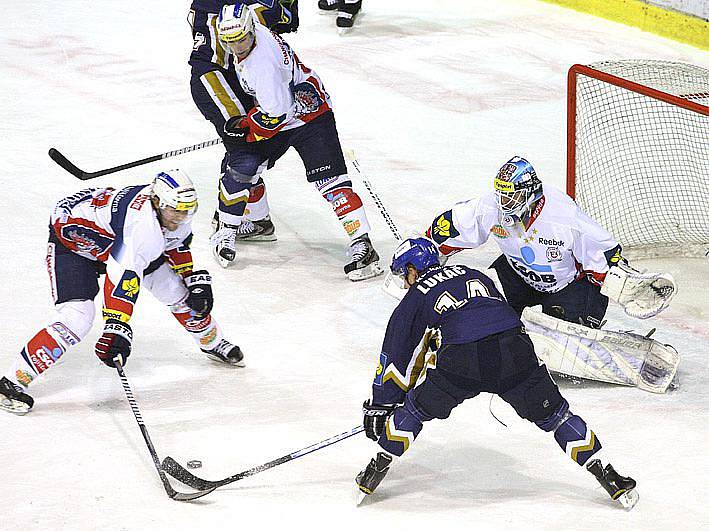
[115,361,216,501]
[162,425,365,490]
[344,149,402,241]
[48,138,223,180]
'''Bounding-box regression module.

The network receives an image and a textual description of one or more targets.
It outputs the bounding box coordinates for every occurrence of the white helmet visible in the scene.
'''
[151,169,198,215]
[217,4,255,45]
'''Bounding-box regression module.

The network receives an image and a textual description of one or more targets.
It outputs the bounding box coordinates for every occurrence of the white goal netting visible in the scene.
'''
[569,60,709,255]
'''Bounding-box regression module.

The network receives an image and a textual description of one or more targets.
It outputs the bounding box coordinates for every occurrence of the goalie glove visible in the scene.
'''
[600,261,676,319]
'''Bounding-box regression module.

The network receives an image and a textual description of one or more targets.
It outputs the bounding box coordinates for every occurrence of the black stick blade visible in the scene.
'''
[48,148,91,180]
[162,457,219,490]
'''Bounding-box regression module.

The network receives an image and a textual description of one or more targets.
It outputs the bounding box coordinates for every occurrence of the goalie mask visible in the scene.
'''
[217,3,256,59]
[494,156,543,221]
[151,169,198,230]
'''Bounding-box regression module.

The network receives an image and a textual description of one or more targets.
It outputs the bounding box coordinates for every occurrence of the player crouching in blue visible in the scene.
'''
[355,238,638,509]
[0,170,243,416]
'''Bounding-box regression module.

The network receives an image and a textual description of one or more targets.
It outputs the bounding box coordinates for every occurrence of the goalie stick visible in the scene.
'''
[48,138,223,180]
[115,361,215,501]
[162,425,364,491]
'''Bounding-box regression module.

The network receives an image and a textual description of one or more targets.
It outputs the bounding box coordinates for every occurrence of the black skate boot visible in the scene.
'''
[240,216,277,242]
[202,339,245,366]
[0,376,34,415]
[318,0,340,11]
[586,459,639,509]
[356,452,393,503]
[337,0,361,28]
[344,234,383,281]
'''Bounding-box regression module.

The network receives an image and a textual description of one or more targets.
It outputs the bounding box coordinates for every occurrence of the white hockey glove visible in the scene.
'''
[600,261,676,319]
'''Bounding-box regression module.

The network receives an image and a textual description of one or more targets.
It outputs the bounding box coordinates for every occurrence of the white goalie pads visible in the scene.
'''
[600,261,676,319]
[522,308,679,394]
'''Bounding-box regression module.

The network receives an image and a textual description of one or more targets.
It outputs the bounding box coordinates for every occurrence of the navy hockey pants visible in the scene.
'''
[377,328,565,457]
[490,255,609,328]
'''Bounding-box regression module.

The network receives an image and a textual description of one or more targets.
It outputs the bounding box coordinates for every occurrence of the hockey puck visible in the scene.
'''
[186,460,202,469]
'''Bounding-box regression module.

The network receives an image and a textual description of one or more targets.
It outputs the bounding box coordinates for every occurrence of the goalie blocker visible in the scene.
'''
[522,308,679,394]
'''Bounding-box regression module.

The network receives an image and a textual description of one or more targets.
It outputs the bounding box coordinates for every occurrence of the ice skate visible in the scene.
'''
[345,234,383,281]
[237,217,277,242]
[0,376,34,415]
[586,459,639,509]
[211,221,238,268]
[318,0,340,12]
[337,0,361,28]
[355,451,393,504]
[202,339,244,366]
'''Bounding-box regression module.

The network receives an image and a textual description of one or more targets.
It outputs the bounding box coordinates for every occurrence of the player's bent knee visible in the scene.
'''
[54,299,95,342]
[502,364,564,423]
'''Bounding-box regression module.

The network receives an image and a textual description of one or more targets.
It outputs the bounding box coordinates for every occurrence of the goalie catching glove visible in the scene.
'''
[601,261,676,319]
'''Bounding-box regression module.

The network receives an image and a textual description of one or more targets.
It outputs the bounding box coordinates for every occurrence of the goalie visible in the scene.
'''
[426,156,678,393]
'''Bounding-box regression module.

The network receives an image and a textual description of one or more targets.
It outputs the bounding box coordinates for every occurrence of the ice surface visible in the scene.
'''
[1,1,708,529]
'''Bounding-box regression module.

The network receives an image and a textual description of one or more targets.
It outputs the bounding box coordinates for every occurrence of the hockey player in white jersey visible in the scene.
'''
[0,170,243,416]
[210,3,383,281]
[426,156,678,392]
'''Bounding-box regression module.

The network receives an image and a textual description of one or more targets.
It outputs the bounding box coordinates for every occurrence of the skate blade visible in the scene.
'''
[205,353,246,367]
[347,262,384,282]
[235,233,277,242]
[616,488,639,510]
[212,247,237,269]
[354,484,369,506]
[1,397,31,415]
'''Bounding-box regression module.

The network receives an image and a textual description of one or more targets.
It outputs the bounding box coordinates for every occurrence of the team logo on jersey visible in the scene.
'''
[294,82,323,115]
[490,224,509,238]
[61,225,113,257]
[374,352,387,386]
[113,271,141,303]
[546,246,562,262]
[430,211,459,244]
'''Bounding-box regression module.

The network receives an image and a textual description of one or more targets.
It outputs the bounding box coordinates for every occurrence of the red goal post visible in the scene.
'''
[566,60,709,255]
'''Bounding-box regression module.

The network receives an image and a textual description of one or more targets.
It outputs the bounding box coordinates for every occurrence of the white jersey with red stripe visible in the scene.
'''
[50,185,192,321]
[428,185,621,293]
[234,20,331,139]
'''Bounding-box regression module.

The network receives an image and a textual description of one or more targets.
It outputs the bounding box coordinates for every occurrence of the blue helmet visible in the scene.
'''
[494,156,543,220]
[391,238,439,276]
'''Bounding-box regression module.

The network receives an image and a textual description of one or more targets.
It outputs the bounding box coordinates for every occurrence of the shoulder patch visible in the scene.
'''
[430,210,460,245]
[374,352,387,386]
[112,270,141,303]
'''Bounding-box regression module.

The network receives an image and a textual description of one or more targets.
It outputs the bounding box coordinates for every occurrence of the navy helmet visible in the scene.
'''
[391,238,439,277]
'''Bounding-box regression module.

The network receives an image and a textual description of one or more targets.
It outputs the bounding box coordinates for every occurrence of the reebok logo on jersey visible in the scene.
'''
[538,237,565,247]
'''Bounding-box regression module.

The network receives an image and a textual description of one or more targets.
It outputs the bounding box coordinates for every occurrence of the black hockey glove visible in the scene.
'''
[95,319,132,368]
[224,116,249,143]
[185,270,213,318]
[363,399,397,441]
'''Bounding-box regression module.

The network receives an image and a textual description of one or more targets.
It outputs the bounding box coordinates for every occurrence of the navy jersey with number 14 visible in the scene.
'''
[372,265,522,405]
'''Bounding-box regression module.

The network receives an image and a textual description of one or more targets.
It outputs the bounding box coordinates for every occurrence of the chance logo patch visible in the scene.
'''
[430,210,459,244]
[113,271,141,303]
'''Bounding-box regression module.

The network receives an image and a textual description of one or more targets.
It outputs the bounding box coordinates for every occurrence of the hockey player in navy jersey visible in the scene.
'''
[355,238,638,509]
[0,170,243,416]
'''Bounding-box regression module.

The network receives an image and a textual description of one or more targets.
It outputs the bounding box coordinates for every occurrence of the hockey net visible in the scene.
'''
[567,60,709,256]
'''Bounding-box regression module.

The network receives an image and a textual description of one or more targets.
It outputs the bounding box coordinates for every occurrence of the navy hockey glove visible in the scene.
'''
[363,400,396,441]
[95,320,132,368]
[224,116,249,143]
[185,270,213,318]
